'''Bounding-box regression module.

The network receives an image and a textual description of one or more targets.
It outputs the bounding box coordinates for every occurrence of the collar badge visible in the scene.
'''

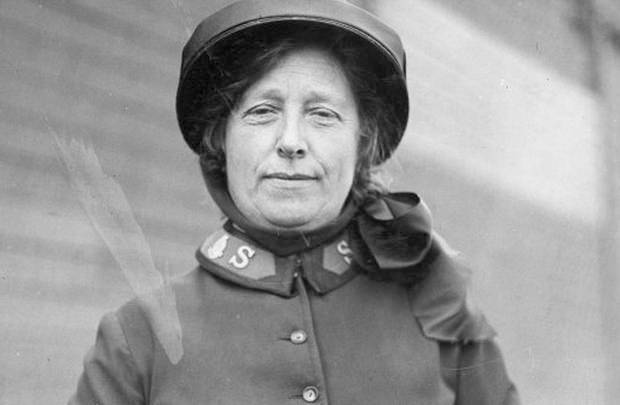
[229,245,256,269]
[207,234,229,259]
[337,240,353,264]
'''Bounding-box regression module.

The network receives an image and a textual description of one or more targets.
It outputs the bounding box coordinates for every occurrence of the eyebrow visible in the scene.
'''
[251,88,284,102]
[243,87,350,109]
[304,90,345,105]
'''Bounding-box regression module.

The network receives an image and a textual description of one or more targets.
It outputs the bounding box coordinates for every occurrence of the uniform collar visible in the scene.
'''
[195,221,357,297]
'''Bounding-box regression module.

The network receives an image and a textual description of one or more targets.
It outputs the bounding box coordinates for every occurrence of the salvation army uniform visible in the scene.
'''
[70,193,519,404]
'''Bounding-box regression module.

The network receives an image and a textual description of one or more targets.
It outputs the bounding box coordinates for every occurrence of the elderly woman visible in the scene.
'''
[71,0,519,404]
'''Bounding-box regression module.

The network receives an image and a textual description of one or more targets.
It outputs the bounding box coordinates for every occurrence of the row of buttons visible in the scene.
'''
[290,267,318,403]
[289,329,317,402]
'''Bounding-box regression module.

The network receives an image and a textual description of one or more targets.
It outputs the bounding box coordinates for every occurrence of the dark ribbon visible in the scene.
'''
[350,192,436,284]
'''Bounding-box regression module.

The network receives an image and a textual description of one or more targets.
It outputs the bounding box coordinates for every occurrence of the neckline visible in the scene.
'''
[196,225,357,297]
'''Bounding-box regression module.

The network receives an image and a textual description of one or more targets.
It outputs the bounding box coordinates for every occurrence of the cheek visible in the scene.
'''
[324,134,358,182]
[225,119,255,169]
[224,124,251,192]
[225,156,243,199]
[226,150,258,200]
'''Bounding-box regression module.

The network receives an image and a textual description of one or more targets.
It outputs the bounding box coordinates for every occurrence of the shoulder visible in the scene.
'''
[408,243,496,343]
[112,267,212,365]
[117,266,210,316]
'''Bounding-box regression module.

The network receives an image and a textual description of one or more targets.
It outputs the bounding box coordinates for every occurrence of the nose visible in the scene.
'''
[275,114,307,159]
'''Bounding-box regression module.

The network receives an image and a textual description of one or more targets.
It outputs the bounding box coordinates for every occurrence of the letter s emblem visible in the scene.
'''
[229,245,256,269]
[337,240,353,264]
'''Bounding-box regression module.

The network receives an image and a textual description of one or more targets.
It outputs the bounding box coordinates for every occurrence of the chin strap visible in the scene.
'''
[350,192,436,284]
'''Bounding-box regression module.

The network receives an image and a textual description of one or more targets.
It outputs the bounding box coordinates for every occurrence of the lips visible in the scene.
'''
[263,172,317,181]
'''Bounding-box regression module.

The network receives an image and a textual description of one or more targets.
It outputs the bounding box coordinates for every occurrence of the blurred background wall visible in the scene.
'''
[1,0,618,403]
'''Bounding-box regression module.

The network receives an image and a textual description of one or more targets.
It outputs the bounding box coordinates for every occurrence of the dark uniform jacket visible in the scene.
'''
[70,221,519,404]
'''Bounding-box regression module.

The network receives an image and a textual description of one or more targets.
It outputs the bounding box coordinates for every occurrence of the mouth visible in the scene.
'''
[263,172,318,181]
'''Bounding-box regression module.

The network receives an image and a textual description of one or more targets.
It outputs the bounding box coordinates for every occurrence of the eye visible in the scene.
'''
[308,108,341,126]
[242,104,279,124]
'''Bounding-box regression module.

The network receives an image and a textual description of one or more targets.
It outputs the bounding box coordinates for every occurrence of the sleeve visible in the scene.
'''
[440,340,520,405]
[409,242,520,404]
[68,312,145,405]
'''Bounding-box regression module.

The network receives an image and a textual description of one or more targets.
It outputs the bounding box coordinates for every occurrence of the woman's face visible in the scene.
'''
[225,47,359,231]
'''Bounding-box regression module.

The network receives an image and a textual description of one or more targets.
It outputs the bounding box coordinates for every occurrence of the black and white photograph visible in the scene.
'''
[1,0,619,404]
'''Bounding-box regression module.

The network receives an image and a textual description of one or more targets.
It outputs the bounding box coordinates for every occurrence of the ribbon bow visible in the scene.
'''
[350,193,436,284]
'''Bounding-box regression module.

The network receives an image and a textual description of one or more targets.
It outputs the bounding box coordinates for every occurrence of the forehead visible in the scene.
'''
[241,47,354,103]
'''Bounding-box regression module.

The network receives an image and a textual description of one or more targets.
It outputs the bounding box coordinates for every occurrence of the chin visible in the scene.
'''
[259,203,327,231]
[247,194,342,231]
[263,212,319,231]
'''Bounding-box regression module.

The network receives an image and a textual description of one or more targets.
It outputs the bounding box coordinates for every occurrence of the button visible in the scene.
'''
[290,330,307,344]
[302,386,319,403]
